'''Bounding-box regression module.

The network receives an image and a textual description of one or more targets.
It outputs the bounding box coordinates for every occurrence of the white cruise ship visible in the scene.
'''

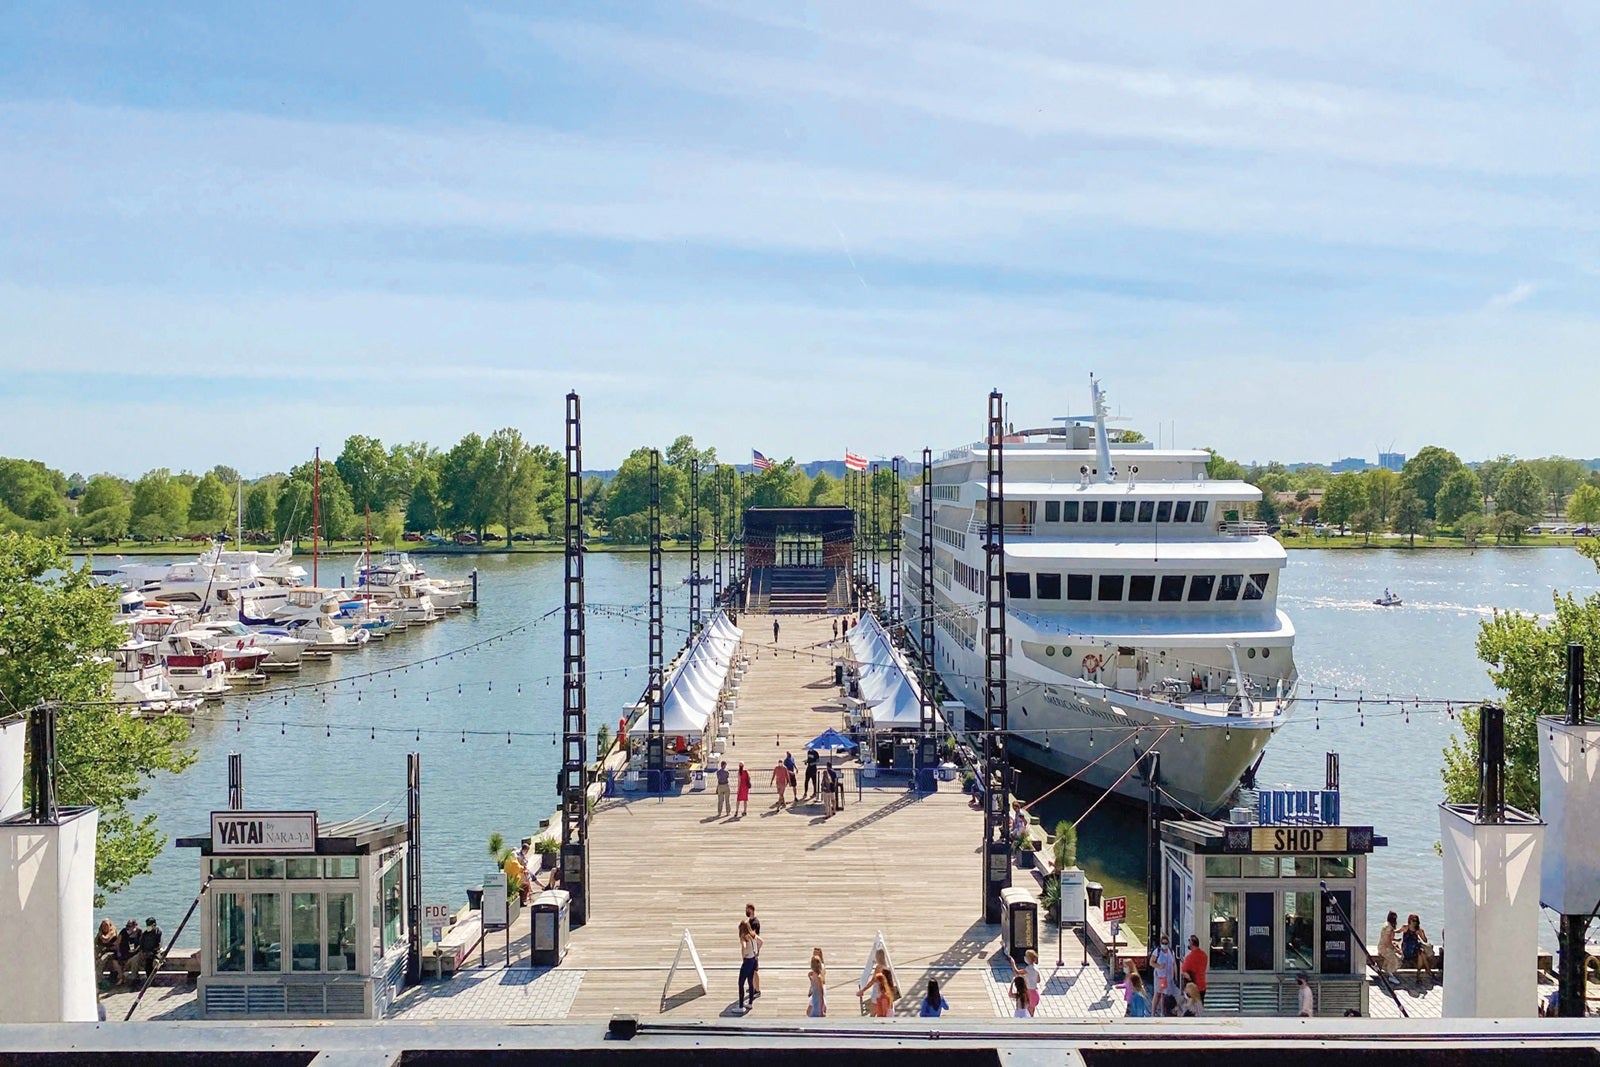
[902,379,1296,814]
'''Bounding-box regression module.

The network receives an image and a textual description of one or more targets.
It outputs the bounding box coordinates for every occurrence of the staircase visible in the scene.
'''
[768,567,843,614]
[745,567,772,612]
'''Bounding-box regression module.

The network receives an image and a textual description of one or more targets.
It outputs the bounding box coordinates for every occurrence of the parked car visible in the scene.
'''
[453,531,479,545]
[402,531,424,542]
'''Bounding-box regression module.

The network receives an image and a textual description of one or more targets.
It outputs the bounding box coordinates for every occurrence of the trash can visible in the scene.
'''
[834,664,845,685]
[1000,886,1038,966]
[1086,881,1104,908]
[647,768,668,793]
[530,889,572,966]
[916,766,939,792]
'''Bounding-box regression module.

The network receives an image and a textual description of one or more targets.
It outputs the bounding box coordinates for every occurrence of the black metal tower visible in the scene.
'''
[560,391,590,926]
[689,458,702,634]
[870,463,881,609]
[711,463,723,604]
[647,449,665,786]
[889,456,902,628]
[405,753,422,985]
[227,751,243,810]
[917,450,938,769]
[982,390,1012,923]
[27,702,58,824]
[1559,644,1589,1017]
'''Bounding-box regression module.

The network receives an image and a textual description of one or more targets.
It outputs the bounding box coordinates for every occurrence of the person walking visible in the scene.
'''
[1013,949,1041,1014]
[1296,974,1314,1016]
[783,750,798,795]
[807,953,828,1017]
[745,904,762,998]
[859,965,896,1017]
[737,920,762,1011]
[1377,911,1399,978]
[736,762,752,817]
[1125,972,1151,1017]
[1009,975,1032,1017]
[770,760,792,810]
[1149,934,1178,1016]
[1181,933,1208,1004]
[803,749,819,800]
[821,763,837,818]
[715,760,732,818]
[773,619,780,646]
[831,618,839,641]
[919,978,949,1017]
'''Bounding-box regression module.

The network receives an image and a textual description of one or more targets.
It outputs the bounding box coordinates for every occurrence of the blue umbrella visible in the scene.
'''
[806,727,859,751]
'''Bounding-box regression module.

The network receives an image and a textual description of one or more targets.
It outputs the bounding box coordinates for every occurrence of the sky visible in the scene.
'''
[2,1,1598,477]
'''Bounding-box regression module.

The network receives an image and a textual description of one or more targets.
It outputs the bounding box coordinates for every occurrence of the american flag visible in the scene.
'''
[751,450,775,471]
[844,451,868,472]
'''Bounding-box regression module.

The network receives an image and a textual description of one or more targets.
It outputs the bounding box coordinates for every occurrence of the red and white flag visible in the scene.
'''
[844,451,868,471]
[751,449,774,471]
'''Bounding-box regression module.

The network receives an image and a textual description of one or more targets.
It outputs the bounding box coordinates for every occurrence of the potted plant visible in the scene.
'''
[1040,875,1061,923]
[1016,835,1036,869]
[534,836,560,871]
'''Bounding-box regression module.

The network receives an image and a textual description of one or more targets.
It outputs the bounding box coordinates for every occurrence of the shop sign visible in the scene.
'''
[210,810,317,854]
[1222,826,1374,854]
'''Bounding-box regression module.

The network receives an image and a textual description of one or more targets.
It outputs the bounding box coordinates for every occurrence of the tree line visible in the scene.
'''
[1205,448,1600,546]
[0,434,907,548]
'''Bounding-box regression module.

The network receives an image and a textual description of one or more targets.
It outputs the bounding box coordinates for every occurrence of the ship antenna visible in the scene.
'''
[1054,374,1123,485]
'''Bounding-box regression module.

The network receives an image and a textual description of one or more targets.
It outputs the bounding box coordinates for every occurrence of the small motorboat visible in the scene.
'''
[1374,589,1403,607]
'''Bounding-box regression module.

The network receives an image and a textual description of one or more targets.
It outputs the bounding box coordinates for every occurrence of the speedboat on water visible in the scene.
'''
[283,613,370,652]
[1373,589,1403,607]
[902,377,1297,815]
[184,620,311,671]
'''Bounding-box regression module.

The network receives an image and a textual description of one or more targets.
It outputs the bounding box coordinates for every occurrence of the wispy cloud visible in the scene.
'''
[1483,281,1538,311]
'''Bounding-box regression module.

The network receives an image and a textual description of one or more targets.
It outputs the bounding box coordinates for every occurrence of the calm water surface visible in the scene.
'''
[103,547,1599,945]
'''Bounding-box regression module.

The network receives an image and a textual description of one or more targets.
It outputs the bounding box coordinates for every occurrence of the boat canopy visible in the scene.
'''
[657,611,743,735]
[844,614,927,729]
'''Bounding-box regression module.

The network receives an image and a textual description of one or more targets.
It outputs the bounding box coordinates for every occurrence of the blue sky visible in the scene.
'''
[2,1,1597,476]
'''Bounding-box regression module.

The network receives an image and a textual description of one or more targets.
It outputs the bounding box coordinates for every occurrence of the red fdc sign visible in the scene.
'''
[1103,896,1127,923]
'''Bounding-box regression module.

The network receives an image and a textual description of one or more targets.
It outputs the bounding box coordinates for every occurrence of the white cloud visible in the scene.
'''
[1483,281,1538,311]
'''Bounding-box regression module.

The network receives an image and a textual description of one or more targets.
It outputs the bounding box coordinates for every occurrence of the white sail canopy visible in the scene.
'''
[655,610,743,735]
[845,615,927,729]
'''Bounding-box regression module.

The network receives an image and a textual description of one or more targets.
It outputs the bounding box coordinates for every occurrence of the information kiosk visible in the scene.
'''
[1158,789,1385,1017]
[178,810,411,1019]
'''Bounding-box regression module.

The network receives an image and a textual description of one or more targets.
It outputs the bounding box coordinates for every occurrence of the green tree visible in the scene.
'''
[1320,472,1367,529]
[75,475,132,544]
[1401,446,1463,520]
[1,533,195,904]
[0,457,70,533]
[1442,545,1600,813]
[384,442,435,511]
[188,472,230,525]
[808,470,843,506]
[1434,468,1482,527]
[1363,468,1400,524]
[1491,510,1528,545]
[441,434,496,539]
[335,434,391,515]
[208,464,241,487]
[1476,455,1514,513]
[276,461,355,543]
[1392,488,1426,548]
[1352,508,1380,546]
[1531,457,1589,515]
[1495,462,1545,522]
[1204,449,1246,481]
[1568,484,1600,529]
[129,469,191,540]
[244,481,277,537]
[482,427,540,547]
[405,467,442,534]
[1457,512,1488,549]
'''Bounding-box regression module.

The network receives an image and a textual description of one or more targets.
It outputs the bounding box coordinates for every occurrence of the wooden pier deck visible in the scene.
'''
[560,612,1010,1018]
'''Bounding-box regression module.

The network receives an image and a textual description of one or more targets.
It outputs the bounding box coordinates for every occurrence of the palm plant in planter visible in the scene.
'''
[1016,834,1037,869]
[534,836,560,871]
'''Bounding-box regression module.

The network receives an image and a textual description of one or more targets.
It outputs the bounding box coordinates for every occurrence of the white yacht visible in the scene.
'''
[109,641,200,714]
[902,378,1296,814]
[184,620,312,671]
[357,550,469,610]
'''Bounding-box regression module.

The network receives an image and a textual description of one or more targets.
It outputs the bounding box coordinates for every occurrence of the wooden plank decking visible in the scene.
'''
[560,612,1012,1018]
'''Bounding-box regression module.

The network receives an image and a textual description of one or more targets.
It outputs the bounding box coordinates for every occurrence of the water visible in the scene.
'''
[101,546,1599,946]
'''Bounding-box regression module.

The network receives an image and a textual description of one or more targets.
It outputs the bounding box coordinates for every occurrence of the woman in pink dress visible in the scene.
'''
[736,762,752,816]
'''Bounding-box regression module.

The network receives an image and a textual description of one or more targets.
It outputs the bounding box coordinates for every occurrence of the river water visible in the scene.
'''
[101,546,1599,946]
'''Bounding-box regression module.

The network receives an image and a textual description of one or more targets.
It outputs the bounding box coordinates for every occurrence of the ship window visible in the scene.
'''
[1045,646,1056,657]
[1138,501,1155,522]
[1262,648,1271,658]
[1247,647,1257,658]
[1158,575,1186,601]
[1036,573,1062,600]
[1100,501,1118,522]
[1006,572,1031,600]
[1081,502,1097,523]
[1217,574,1243,601]
[1174,501,1192,522]
[1067,574,1093,601]
[1062,501,1079,522]
[1118,501,1136,522]
[1128,575,1155,601]
[1244,573,1269,601]
[1156,501,1172,522]
[1187,574,1216,601]
[1045,501,1061,522]
[1097,575,1125,601]
[1192,501,1209,523]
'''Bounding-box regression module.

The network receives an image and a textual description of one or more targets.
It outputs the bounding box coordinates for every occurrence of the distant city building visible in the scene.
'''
[1378,452,1406,472]
[1329,457,1372,473]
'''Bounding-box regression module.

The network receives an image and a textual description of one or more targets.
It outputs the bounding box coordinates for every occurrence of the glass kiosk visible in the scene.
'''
[178,810,411,1019]
[1158,795,1385,1017]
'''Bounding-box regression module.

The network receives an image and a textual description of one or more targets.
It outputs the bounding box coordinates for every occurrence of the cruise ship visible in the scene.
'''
[902,379,1296,814]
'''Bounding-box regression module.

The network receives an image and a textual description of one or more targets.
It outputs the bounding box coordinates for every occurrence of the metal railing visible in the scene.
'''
[1219,520,1270,536]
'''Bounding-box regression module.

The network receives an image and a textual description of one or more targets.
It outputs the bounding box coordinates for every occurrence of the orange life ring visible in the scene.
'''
[1082,653,1103,673]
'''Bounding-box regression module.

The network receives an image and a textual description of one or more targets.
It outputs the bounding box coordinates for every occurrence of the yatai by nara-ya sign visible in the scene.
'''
[211,811,318,855]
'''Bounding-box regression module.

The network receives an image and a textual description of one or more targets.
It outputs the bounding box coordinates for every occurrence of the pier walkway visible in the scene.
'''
[561,611,999,1018]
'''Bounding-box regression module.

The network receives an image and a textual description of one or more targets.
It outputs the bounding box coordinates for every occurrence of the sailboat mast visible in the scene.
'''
[236,480,243,546]
[312,447,321,587]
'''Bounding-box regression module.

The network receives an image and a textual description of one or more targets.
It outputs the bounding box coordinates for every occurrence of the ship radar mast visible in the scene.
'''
[1053,375,1119,484]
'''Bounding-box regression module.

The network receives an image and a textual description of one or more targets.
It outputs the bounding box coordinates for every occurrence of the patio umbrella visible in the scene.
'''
[806,727,859,751]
